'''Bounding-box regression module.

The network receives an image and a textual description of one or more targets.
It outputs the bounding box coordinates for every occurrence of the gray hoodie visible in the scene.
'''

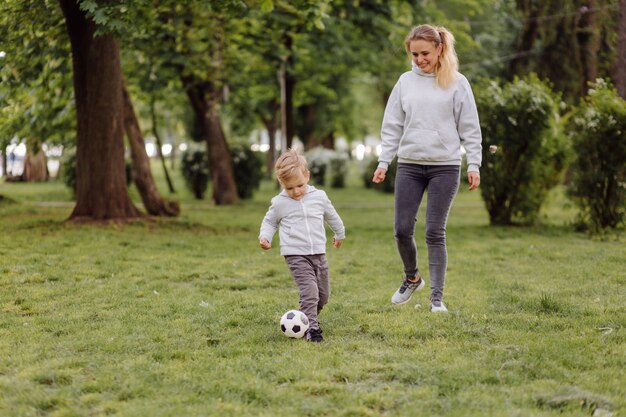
[259,185,345,256]
[378,66,482,173]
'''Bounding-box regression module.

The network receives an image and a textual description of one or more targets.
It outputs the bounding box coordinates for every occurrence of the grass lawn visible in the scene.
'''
[0,164,624,417]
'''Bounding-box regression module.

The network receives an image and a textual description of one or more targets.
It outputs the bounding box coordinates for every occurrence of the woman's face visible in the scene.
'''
[409,39,441,74]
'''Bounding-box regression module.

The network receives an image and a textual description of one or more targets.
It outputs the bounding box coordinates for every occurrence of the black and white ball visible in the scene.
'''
[280,310,309,338]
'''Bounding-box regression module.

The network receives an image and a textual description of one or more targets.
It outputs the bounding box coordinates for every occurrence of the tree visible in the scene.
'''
[122,82,180,216]
[58,0,142,221]
[508,0,620,101]
[0,0,75,181]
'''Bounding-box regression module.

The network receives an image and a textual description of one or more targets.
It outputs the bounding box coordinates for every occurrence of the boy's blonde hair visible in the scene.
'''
[275,149,308,183]
[405,24,458,89]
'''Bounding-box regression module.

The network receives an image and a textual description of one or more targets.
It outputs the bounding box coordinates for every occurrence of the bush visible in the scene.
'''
[362,157,397,193]
[230,145,263,199]
[330,156,348,188]
[566,79,626,231]
[181,149,210,199]
[474,74,569,225]
[304,147,348,189]
[181,146,263,200]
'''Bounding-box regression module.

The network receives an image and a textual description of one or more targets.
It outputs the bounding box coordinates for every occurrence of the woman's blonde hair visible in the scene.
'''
[274,149,308,184]
[404,24,458,88]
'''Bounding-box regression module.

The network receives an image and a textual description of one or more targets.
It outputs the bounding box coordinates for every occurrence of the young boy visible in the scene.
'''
[259,149,345,343]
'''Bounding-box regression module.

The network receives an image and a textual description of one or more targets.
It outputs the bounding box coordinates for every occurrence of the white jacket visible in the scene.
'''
[378,67,482,173]
[259,185,345,256]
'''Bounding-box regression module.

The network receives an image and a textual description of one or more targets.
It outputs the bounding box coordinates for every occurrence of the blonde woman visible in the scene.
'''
[372,24,482,313]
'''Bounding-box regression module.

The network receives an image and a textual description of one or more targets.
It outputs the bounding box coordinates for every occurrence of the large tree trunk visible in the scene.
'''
[183,78,239,205]
[617,0,626,99]
[122,83,180,217]
[59,0,142,221]
[578,0,600,94]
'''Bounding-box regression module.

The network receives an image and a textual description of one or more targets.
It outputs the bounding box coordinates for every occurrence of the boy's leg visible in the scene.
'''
[284,255,321,330]
[312,254,330,314]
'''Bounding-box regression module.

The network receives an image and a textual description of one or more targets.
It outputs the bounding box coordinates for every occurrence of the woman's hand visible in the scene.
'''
[372,168,387,184]
[468,172,480,191]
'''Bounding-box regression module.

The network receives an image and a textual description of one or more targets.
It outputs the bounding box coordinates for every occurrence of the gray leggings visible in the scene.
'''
[394,163,460,301]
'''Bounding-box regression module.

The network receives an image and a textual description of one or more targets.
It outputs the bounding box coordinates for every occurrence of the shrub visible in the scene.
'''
[474,74,569,225]
[362,157,397,193]
[304,147,348,188]
[181,149,210,199]
[566,80,626,231]
[230,145,263,199]
[330,156,348,188]
[181,146,263,200]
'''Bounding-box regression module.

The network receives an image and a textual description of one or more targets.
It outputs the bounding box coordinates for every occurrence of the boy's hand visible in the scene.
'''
[333,239,343,249]
[259,238,272,250]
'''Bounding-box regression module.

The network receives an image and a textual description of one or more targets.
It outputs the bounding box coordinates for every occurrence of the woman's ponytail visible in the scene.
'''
[435,27,458,88]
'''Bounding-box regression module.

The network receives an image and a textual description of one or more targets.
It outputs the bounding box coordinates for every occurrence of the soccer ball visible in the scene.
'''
[280,310,309,339]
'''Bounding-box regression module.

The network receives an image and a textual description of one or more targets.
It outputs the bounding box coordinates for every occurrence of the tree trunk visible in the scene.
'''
[122,82,180,217]
[149,94,176,194]
[59,0,142,221]
[578,0,600,94]
[182,78,239,205]
[508,7,540,77]
[617,0,626,98]
[262,111,278,178]
[21,147,48,181]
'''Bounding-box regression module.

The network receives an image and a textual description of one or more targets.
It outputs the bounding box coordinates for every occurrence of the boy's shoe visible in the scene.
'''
[305,328,324,343]
[430,299,448,313]
[391,275,425,305]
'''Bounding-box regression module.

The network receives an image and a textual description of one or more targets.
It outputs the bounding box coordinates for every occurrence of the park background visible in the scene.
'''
[1,0,625,416]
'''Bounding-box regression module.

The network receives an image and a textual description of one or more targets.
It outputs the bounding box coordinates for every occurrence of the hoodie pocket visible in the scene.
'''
[397,128,451,161]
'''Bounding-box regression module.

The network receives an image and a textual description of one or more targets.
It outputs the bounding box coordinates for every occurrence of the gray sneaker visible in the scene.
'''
[391,276,425,305]
[430,299,448,313]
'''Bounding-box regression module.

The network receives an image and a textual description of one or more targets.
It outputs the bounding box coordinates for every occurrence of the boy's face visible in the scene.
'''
[280,170,310,200]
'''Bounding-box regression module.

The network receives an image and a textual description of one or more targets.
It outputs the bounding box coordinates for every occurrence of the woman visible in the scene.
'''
[372,24,482,313]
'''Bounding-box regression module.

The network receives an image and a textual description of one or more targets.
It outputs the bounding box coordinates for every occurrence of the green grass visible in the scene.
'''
[0,165,624,417]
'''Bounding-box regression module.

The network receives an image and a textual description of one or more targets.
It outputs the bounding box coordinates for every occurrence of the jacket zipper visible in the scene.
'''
[300,200,314,253]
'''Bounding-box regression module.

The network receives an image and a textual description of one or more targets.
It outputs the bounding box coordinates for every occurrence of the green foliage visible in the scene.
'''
[0,0,75,149]
[566,80,626,232]
[475,74,569,225]
[363,157,397,193]
[230,145,264,199]
[181,149,210,200]
[60,149,77,192]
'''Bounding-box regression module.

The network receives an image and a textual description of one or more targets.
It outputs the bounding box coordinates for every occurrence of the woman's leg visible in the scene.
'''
[424,165,460,302]
[394,163,427,278]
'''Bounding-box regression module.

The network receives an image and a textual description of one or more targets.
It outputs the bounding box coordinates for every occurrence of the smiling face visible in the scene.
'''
[409,39,442,74]
[280,170,310,200]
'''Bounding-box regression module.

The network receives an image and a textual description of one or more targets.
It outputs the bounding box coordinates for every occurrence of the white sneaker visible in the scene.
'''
[391,276,425,305]
[430,300,448,313]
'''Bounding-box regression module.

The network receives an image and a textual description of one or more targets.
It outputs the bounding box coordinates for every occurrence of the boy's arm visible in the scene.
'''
[259,199,280,249]
[323,194,345,242]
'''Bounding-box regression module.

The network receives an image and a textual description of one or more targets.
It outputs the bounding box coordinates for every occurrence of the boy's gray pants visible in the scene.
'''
[284,254,329,331]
